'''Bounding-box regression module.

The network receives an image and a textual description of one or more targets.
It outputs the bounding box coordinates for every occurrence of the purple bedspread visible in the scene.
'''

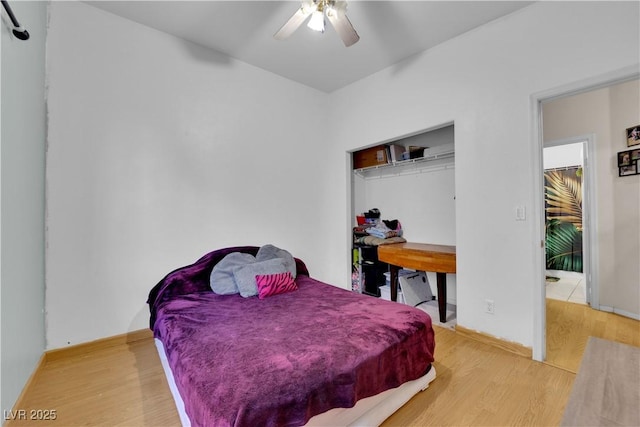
[149,247,435,427]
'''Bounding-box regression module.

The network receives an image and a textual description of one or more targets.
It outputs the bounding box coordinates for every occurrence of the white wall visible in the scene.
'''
[543,143,583,170]
[1,0,48,414]
[543,79,640,318]
[41,1,640,352]
[45,2,330,349]
[328,1,640,347]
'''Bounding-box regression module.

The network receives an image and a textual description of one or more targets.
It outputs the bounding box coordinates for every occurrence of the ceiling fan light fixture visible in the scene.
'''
[325,5,336,19]
[274,0,359,47]
[307,9,325,33]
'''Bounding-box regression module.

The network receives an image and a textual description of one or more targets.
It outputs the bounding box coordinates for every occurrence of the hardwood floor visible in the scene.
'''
[546,298,640,373]
[8,326,577,427]
[8,303,638,426]
[6,333,180,427]
[382,328,574,427]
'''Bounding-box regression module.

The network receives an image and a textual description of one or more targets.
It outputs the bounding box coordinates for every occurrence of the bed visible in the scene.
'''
[148,246,436,426]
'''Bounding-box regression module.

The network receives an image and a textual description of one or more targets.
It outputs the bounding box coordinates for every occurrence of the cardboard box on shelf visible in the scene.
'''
[423,143,455,158]
[353,145,389,169]
[388,144,405,163]
[408,145,425,159]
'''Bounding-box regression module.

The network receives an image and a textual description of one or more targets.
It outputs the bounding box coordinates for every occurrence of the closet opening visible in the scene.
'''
[349,123,457,328]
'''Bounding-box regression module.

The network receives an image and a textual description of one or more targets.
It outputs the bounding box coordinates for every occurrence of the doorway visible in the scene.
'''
[530,67,639,362]
[543,140,591,306]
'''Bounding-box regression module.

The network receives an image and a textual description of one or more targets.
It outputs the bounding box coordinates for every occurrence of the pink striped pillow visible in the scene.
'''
[256,272,297,299]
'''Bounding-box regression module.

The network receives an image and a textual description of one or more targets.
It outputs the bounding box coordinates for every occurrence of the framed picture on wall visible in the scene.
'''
[619,164,638,177]
[617,148,640,177]
[618,150,631,166]
[626,125,640,147]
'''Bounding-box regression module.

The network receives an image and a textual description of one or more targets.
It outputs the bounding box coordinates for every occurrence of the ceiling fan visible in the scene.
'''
[274,0,360,47]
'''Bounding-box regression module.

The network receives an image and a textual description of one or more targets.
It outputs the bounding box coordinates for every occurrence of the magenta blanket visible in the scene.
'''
[149,247,435,427]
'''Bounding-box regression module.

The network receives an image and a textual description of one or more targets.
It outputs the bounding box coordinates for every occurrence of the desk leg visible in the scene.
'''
[389,265,399,302]
[436,272,447,323]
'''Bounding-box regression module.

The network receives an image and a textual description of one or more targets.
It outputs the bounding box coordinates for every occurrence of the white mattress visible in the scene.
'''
[154,338,436,426]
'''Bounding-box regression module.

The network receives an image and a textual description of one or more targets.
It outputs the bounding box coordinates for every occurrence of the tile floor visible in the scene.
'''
[545,270,586,305]
[380,284,457,329]
[416,300,457,330]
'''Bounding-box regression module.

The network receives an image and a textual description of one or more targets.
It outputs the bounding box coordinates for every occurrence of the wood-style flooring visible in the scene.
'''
[382,327,574,426]
[7,299,638,426]
[545,298,640,373]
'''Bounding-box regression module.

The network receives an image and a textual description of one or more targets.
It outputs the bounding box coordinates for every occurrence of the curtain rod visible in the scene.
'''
[2,0,29,40]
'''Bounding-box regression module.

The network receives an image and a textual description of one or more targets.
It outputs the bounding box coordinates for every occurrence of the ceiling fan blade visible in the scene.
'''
[274,1,315,40]
[326,10,359,47]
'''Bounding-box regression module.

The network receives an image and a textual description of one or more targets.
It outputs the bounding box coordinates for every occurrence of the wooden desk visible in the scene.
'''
[377,242,456,323]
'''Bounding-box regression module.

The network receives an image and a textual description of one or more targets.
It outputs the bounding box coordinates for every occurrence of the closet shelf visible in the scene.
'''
[354,151,455,179]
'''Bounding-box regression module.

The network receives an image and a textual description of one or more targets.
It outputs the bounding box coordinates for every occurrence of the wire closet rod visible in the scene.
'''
[2,0,29,40]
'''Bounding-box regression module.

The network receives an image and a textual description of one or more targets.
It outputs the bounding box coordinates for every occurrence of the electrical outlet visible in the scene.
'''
[485,299,495,314]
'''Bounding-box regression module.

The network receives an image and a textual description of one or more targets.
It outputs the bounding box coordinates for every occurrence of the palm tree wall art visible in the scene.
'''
[544,167,583,273]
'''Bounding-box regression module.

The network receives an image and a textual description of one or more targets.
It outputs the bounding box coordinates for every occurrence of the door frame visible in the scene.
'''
[543,136,597,308]
[530,65,639,362]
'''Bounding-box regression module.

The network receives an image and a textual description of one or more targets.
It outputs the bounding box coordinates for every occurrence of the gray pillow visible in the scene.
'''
[256,244,297,279]
[209,252,256,295]
[233,258,288,298]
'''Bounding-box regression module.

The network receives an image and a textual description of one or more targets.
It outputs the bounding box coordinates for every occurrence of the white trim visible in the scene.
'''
[583,135,600,310]
[530,65,640,363]
[530,95,546,362]
[346,149,355,288]
[536,66,640,105]
[543,135,599,310]
[597,306,640,321]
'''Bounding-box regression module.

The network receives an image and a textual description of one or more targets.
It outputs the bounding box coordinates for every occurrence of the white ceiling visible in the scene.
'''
[88,1,534,93]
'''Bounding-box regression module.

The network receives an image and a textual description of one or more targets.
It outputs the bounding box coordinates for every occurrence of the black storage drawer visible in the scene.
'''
[354,244,388,296]
[358,245,379,262]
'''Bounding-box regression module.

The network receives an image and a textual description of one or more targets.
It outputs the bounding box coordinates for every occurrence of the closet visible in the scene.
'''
[350,124,457,302]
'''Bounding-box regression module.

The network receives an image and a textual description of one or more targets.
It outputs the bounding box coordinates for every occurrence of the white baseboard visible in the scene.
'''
[597,305,640,321]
